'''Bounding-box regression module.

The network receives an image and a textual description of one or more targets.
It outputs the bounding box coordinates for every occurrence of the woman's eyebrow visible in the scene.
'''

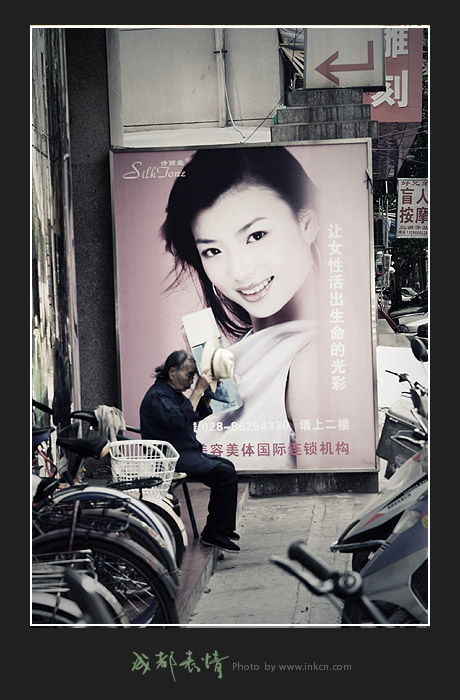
[239,217,265,233]
[194,217,267,245]
[195,237,216,245]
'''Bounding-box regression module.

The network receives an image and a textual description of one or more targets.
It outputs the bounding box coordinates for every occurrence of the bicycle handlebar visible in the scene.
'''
[288,540,334,581]
[33,399,53,415]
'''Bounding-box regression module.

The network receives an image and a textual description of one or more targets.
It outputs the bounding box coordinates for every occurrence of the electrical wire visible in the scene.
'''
[216,30,246,140]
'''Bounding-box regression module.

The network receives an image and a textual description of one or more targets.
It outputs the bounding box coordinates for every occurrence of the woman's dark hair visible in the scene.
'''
[154,350,194,380]
[160,146,317,339]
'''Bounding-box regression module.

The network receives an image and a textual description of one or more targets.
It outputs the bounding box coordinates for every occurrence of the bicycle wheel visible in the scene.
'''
[34,503,180,584]
[32,592,84,625]
[51,485,178,564]
[64,569,131,624]
[32,528,180,625]
[92,510,180,584]
[142,496,187,567]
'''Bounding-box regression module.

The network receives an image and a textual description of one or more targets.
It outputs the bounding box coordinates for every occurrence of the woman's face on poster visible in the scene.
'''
[191,184,316,320]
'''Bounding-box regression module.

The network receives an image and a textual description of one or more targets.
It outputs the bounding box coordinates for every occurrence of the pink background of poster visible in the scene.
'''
[110,141,377,472]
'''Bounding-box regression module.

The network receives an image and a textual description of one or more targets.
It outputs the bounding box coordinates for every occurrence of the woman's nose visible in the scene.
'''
[229,247,256,282]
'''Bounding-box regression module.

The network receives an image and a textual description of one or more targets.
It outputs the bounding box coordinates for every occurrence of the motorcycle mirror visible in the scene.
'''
[410,336,428,363]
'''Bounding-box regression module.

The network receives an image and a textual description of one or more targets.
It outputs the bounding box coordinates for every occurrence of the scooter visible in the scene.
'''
[330,337,428,572]
[341,487,428,625]
[270,541,390,625]
[377,338,428,479]
[271,485,428,626]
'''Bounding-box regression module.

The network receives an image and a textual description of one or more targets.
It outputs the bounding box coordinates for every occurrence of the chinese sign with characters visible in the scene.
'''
[396,178,428,238]
[363,27,423,123]
[327,223,346,392]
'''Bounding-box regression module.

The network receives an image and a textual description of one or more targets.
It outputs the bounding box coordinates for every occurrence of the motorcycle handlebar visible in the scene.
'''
[288,541,334,581]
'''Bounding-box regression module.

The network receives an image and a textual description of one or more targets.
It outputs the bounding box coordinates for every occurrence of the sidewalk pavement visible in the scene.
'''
[185,488,374,626]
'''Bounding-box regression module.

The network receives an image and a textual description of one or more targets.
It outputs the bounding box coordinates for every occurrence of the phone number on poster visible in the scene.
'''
[195,421,292,432]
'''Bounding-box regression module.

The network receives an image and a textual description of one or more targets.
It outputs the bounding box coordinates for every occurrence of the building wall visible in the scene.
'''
[37,26,280,418]
[31,27,80,427]
[224,27,281,125]
[118,27,281,131]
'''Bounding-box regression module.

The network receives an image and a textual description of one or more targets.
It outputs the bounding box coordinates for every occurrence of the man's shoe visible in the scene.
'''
[200,533,240,552]
[224,531,240,540]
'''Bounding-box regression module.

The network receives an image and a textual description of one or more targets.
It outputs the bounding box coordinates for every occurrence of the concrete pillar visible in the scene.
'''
[65,28,119,411]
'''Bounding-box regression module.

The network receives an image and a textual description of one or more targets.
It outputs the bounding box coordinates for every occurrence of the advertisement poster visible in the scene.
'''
[396,177,429,238]
[110,140,377,473]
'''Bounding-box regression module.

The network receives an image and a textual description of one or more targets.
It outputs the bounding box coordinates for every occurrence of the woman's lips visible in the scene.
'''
[236,276,273,303]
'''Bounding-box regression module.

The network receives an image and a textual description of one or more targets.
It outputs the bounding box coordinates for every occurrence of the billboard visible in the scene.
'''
[110,140,377,472]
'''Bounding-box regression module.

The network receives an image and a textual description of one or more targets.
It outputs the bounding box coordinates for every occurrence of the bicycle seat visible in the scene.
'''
[57,435,109,459]
[32,425,55,449]
[70,410,99,429]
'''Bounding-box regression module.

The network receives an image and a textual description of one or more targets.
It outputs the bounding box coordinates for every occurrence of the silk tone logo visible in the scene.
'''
[122,159,189,180]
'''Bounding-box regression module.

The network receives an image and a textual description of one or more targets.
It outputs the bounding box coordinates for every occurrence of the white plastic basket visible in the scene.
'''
[109,440,179,498]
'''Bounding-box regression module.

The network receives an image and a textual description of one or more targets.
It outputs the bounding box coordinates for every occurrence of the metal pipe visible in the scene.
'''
[214,28,227,127]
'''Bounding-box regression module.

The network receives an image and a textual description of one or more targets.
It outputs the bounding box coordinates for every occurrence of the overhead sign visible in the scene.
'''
[304,28,385,90]
[396,178,428,238]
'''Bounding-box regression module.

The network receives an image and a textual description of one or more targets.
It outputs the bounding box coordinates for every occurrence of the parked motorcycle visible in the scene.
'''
[378,337,428,478]
[329,336,429,624]
[271,484,428,626]
[330,336,428,572]
[341,487,428,624]
[271,541,390,625]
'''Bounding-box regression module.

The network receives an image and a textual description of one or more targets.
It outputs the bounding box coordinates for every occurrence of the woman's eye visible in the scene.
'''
[247,230,267,243]
[201,247,221,258]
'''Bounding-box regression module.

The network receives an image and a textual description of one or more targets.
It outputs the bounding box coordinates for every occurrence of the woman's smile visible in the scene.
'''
[236,276,274,302]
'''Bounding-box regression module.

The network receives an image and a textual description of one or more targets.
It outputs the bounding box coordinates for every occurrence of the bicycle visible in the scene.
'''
[32,416,181,624]
[32,401,185,570]
[68,407,191,560]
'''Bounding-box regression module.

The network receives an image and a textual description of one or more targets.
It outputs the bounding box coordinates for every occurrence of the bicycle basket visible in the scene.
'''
[109,440,179,497]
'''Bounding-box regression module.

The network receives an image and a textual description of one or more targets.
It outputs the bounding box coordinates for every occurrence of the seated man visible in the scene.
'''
[139,349,240,553]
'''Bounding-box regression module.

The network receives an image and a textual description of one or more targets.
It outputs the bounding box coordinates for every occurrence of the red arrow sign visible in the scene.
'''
[315,41,375,86]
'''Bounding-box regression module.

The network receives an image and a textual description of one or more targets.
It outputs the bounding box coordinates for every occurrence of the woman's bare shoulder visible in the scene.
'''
[286,338,320,423]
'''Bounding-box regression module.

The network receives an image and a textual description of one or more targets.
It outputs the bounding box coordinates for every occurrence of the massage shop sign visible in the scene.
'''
[396,178,428,238]
[110,140,377,473]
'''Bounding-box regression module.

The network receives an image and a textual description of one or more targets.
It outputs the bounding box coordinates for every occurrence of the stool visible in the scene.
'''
[171,472,199,538]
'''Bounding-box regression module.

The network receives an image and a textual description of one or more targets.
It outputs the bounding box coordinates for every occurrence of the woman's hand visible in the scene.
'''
[195,368,213,392]
[189,368,213,410]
